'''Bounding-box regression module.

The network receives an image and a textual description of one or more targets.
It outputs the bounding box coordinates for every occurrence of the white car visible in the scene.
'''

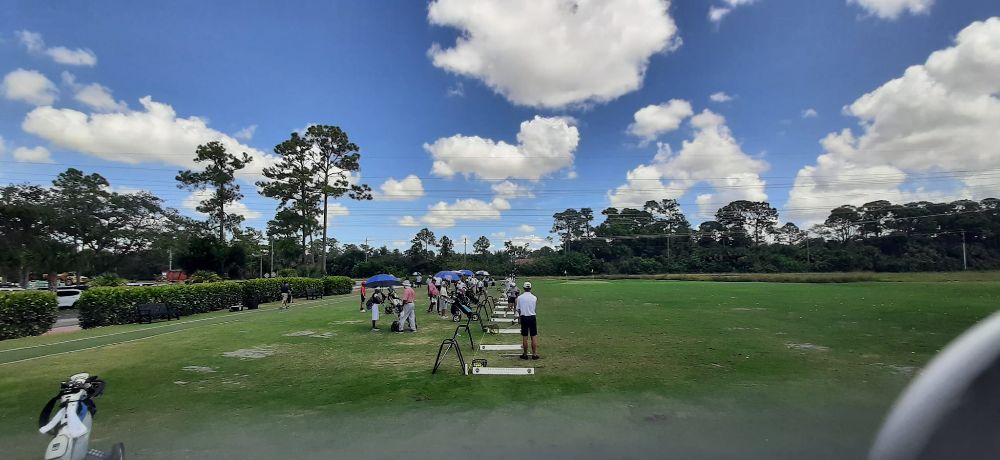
[56,288,82,309]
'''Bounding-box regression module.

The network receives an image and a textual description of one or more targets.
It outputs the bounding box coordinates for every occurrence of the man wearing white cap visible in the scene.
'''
[398,280,417,333]
[516,281,540,360]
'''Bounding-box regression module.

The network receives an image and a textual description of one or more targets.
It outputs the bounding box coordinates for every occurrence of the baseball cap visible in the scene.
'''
[523,281,532,289]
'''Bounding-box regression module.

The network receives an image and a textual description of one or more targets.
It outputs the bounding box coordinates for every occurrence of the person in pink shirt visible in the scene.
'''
[426,278,439,313]
[398,280,417,333]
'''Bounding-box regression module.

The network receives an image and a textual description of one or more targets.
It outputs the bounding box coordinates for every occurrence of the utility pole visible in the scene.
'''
[962,230,968,270]
[364,237,369,262]
[805,234,811,266]
[269,238,274,276]
[168,249,173,271]
[259,253,263,278]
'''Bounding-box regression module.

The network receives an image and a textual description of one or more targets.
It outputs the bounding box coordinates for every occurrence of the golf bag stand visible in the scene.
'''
[38,373,124,460]
[432,338,467,375]
[451,324,474,350]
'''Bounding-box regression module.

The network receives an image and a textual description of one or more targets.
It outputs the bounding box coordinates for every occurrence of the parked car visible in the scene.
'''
[56,288,82,309]
[0,286,25,292]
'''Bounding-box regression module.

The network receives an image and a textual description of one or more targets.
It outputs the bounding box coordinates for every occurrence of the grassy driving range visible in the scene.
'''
[1,277,998,459]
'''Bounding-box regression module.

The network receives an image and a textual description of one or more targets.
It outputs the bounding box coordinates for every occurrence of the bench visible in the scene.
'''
[305,288,323,300]
[135,303,180,323]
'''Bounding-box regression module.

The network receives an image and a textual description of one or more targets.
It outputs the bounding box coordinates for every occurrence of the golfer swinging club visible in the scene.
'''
[516,281,540,360]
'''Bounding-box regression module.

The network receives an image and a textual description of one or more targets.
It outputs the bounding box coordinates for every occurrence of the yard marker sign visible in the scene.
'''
[469,366,534,375]
[480,344,522,351]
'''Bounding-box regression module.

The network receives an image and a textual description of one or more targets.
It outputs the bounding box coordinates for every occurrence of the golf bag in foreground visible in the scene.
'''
[871,310,1000,460]
[38,373,124,460]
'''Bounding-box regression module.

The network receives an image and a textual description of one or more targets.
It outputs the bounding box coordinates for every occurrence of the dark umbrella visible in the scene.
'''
[365,274,402,288]
[457,269,475,277]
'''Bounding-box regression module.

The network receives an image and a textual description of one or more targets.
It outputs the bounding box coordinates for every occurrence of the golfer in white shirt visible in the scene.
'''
[516,281,540,360]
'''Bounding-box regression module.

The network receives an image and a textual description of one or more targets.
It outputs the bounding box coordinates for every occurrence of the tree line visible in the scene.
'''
[0,124,371,286]
[3,125,999,284]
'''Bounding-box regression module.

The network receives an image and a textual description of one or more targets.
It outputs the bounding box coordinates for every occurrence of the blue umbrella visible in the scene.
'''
[457,269,475,277]
[434,271,461,281]
[365,273,402,288]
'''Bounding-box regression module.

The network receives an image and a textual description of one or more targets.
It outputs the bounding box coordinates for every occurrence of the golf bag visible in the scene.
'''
[451,292,479,322]
[386,297,402,315]
[390,320,402,332]
[38,373,124,460]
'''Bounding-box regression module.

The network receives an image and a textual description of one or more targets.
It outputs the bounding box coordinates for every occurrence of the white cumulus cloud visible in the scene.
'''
[183,189,261,220]
[609,109,769,217]
[425,116,579,181]
[848,0,933,20]
[2,69,58,106]
[21,95,275,178]
[801,108,819,118]
[379,175,425,201]
[427,0,679,108]
[233,124,257,141]
[325,203,350,226]
[517,224,536,233]
[17,30,97,66]
[709,0,756,25]
[13,146,53,163]
[710,92,734,103]
[491,180,536,199]
[786,17,1000,224]
[398,215,419,227]
[61,72,127,112]
[628,99,694,143]
[420,198,511,228]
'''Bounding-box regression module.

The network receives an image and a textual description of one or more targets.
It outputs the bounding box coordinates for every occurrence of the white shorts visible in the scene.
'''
[371,305,380,321]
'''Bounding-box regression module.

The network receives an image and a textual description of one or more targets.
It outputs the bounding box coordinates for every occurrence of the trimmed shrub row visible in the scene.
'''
[0,291,57,340]
[322,276,354,295]
[77,277,334,329]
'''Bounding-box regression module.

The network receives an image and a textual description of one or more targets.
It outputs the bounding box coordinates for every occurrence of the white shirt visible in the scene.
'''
[516,292,537,316]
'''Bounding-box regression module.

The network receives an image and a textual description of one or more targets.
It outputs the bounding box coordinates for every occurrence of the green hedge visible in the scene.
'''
[77,277,326,328]
[322,276,354,295]
[0,291,58,340]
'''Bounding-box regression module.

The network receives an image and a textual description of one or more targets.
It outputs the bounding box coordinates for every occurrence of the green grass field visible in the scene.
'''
[2,278,998,459]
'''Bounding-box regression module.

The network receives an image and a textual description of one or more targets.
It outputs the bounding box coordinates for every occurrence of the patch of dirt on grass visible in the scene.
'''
[873,363,918,375]
[174,381,188,385]
[785,342,830,352]
[223,345,278,359]
[182,366,216,373]
[285,330,318,337]
[561,280,609,284]
[329,320,365,325]
[285,330,336,338]
[731,307,768,312]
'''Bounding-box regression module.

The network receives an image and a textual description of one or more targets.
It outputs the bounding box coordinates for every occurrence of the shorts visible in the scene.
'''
[371,305,380,321]
[281,293,290,303]
[520,315,537,337]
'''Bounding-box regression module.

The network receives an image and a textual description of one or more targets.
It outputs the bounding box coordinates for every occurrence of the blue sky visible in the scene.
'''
[2,0,999,250]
